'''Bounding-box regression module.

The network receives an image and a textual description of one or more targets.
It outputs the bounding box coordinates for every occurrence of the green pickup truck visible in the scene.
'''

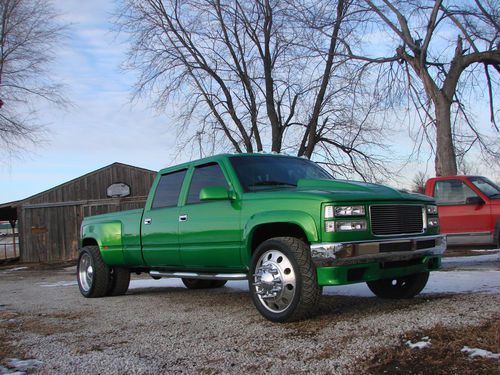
[78,153,446,322]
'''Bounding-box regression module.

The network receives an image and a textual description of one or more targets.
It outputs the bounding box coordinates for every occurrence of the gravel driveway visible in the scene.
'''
[0,255,499,374]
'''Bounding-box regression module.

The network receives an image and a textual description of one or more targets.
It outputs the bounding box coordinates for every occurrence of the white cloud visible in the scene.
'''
[0,0,183,202]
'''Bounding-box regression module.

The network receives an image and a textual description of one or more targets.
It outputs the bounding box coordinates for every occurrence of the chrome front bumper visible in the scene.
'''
[310,234,446,267]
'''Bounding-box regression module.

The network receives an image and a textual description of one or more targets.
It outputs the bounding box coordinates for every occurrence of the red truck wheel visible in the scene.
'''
[249,237,320,322]
[366,272,429,299]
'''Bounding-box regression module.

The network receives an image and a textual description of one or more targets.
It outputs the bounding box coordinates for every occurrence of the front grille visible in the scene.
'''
[370,205,423,235]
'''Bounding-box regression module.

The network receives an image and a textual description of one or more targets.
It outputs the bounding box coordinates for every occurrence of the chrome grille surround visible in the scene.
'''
[370,204,424,236]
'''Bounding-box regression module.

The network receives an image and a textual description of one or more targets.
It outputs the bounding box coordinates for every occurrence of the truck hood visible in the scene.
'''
[291,178,434,203]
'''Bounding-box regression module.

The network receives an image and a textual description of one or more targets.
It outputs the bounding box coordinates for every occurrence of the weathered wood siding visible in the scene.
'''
[24,163,155,205]
[19,163,156,263]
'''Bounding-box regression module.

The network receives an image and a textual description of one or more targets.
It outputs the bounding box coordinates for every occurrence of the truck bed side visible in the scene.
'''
[81,208,144,267]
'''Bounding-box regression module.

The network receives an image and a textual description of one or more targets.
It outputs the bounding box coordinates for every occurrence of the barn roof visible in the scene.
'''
[21,162,156,203]
[0,162,157,221]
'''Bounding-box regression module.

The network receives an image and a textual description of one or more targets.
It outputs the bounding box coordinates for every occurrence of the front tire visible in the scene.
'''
[249,237,320,322]
[366,272,429,299]
[77,246,109,298]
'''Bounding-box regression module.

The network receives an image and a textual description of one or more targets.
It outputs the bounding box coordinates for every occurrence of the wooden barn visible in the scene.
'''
[0,163,156,263]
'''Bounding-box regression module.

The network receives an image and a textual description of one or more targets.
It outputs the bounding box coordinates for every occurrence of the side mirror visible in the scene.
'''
[199,186,231,201]
[465,196,485,205]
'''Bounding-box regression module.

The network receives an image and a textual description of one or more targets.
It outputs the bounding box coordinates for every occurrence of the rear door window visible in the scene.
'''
[187,163,228,204]
[152,169,187,209]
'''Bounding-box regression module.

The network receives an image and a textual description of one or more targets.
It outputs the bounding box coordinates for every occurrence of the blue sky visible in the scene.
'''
[0,1,498,203]
[0,0,180,202]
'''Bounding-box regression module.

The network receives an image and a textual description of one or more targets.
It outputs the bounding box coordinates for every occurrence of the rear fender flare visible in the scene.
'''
[81,221,124,265]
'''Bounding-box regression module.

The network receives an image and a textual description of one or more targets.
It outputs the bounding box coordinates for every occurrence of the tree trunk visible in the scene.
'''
[434,97,457,176]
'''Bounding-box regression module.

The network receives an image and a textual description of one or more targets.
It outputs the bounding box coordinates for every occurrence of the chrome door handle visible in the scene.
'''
[179,214,188,222]
[144,218,152,225]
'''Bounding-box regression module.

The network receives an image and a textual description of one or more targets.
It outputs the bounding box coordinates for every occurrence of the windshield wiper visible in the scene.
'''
[248,181,297,188]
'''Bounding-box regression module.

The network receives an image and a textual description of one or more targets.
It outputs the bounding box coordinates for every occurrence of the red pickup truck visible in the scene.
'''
[424,176,500,247]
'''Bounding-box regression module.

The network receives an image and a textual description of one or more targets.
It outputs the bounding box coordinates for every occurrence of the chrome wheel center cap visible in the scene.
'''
[261,270,275,285]
[87,266,93,278]
[255,263,283,298]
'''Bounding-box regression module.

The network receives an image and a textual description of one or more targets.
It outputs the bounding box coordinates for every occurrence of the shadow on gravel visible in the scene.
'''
[124,286,455,328]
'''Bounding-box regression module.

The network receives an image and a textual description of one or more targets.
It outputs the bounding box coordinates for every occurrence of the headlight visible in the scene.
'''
[427,218,439,227]
[325,220,367,232]
[426,205,438,215]
[324,205,365,218]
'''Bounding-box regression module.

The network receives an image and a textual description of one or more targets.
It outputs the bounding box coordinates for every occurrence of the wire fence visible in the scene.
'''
[0,242,19,260]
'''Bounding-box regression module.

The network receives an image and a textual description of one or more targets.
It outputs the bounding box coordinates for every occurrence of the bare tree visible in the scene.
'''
[411,171,428,193]
[347,0,500,176]
[457,157,481,175]
[117,0,393,181]
[0,0,66,153]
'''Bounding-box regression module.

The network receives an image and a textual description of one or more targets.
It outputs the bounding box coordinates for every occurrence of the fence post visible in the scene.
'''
[9,219,16,258]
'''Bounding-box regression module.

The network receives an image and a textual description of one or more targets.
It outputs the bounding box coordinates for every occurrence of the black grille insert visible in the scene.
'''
[371,205,423,235]
[380,242,412,252]
[416,239,436,250]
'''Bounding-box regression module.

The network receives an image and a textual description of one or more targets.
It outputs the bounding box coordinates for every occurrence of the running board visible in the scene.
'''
[149,270,248,281]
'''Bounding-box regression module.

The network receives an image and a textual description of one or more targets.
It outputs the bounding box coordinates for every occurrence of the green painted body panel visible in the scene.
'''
[80,153,442,286]
[316,256,441,286]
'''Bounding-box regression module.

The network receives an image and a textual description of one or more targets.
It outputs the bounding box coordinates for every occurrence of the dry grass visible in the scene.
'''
[0,312,26,366]
[363,318,500,374]
[0,331,18,360]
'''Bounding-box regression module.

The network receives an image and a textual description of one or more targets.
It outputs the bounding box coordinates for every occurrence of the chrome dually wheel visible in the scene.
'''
[78,252,93,292]
[253,249,297,313]
[250,237,320,322]
[77,246,110,298]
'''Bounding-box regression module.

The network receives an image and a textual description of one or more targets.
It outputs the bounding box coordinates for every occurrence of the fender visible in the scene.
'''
[81,221,125,266]
[242,210,319,265]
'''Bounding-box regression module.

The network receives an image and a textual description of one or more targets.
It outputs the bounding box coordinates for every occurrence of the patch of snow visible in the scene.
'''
[442,253,499,265]
[38,253,500,297]
[406,338,431,349]
[39,281,77,288]
[6,267,28,272]
[123,269,500,297]
[461,346,500,360]
[2,359,43,374]
[0,365,22,375]
[322,270,500,297]
[129,278,185,289]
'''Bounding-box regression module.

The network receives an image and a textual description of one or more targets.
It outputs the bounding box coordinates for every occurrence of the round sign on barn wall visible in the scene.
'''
[107,183,131,198]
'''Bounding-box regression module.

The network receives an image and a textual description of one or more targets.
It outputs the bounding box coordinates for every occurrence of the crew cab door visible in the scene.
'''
[141,169,187,267]
[178,162,242,270]
[433,178,490,241]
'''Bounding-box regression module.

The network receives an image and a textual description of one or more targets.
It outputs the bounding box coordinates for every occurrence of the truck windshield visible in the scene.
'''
[469,176,500,199]
[230,155,332,192]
